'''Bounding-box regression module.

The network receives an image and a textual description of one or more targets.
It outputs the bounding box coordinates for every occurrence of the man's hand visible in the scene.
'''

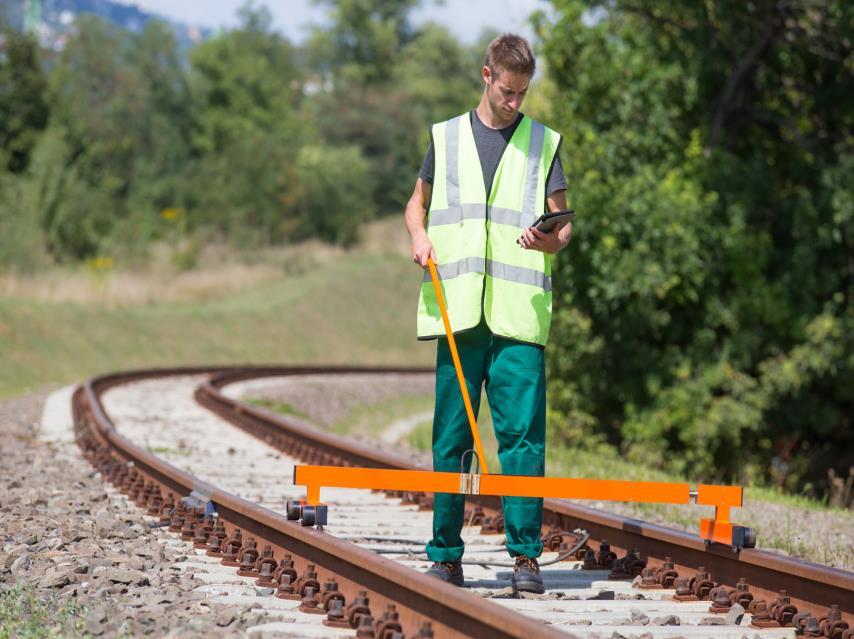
[411,231,436,268]
[518,222,570,254]
[518,189,572,254]
[405,178,435,268]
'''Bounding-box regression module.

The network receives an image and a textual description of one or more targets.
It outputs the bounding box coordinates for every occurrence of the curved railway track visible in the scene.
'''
[71,366,854,638]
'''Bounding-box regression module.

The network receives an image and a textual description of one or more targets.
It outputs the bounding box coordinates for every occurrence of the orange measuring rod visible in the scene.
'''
[291,465,755,549]
[426,257,488,474]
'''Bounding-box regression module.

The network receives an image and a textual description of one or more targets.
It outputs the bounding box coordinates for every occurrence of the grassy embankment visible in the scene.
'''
[0,219,432,400]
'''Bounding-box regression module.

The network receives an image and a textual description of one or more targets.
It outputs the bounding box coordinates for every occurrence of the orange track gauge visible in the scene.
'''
[289,258,755,550]
[291,465,754,549]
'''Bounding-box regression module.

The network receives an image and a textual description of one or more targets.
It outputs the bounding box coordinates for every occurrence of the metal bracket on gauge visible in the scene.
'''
[459,449,481,495]
[459,473,481,495]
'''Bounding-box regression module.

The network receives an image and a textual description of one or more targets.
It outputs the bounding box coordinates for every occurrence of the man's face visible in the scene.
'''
[483,66,530,125]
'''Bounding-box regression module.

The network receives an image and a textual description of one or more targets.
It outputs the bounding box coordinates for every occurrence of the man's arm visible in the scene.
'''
[404,177,435,268]
[518,189,572,253]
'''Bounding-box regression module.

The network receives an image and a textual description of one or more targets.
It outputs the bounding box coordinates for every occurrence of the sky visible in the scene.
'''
[128,0,551,44]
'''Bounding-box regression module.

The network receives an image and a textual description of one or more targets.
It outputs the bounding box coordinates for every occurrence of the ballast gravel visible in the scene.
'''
[1,375,850,638]
[0,387,277,637]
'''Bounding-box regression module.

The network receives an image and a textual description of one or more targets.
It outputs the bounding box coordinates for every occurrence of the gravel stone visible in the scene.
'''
[85,606,108,635]
[629,610,650,625]
[38,567,72,589]
[95,567,150,586]
[725,602,745,625]
[651,614,680,625]
[216,606,237,627]
[1,387,281,638]
[9,554,31,577]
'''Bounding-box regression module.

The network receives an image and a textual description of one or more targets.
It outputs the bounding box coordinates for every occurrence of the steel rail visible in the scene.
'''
[197,365,854,626]
[72,366,573,639]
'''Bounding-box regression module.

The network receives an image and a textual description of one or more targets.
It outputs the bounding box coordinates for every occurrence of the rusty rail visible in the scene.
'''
[73,366,572,639]
[196,365,854,629]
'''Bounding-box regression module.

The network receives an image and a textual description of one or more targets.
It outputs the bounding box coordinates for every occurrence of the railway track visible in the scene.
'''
[72,366,854,638]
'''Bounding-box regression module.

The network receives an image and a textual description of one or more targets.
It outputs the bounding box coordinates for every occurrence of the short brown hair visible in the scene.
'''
[484,33,536,78]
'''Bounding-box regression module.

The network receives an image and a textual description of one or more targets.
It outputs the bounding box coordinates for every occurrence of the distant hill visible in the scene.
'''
[0,0,211,51]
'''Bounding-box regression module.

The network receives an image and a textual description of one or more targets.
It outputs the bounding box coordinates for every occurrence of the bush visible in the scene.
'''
[0,174,48,272]
[295,144,375,247]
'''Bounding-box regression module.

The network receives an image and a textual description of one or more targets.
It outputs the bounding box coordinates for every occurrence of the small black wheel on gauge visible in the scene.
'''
[300,505,316,527]
[742,527,757,548]
[286,499,303,520]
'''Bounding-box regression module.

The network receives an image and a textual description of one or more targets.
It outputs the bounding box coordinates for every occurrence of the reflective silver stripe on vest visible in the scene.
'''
[429,204,535,228]
[487,259,552,292]
[424,258,551,292]
[522,121,545,219]
[428,202,485,227]
[423,256,486,282]
[489,206,537,229]
[445,115,462,209]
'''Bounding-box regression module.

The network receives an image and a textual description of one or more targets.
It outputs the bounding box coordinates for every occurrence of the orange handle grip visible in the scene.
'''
[427,258,489,474]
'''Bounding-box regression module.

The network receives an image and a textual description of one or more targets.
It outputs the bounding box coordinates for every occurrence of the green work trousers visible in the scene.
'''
[425,319,546,562]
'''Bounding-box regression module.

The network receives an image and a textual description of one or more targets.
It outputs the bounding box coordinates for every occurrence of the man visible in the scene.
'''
[404,33,572,594]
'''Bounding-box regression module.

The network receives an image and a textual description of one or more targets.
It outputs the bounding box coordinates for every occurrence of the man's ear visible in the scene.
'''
[482,65,491,84]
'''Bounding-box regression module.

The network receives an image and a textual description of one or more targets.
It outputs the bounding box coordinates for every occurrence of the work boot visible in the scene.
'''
[512,556,544,594]
[425,560,464,586]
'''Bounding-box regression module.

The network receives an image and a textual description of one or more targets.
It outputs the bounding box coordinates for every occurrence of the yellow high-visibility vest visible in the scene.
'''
[417,113,562,346]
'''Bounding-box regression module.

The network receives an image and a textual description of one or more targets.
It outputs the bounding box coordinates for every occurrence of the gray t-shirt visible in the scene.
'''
[419,110,567,199]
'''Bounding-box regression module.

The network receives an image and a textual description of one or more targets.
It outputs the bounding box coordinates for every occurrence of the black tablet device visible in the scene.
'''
[531,209,576,232]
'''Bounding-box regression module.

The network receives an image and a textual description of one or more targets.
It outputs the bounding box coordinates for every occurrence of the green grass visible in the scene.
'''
[252,393,435,441]
[247,398,313,422]
[0,253,432,399]
[0,585,88,639]
[406,395,501,472]
[328,394,434,438]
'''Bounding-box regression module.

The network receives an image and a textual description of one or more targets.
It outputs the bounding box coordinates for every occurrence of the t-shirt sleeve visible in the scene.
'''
[546,152,567,196]
[419,140,435,184]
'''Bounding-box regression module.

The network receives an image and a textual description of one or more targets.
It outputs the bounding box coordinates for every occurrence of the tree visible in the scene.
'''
[43,16,196,258]
[306,0,420,85]
[0,24,49,173]
[186,3,305,244]
[394,23,482,148]
[295,143,374,246]
[303,2,483,212]
[538,0,853,494]
[189,4,301,155]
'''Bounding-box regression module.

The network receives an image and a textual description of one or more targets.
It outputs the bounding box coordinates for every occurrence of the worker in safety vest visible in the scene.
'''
[404,33,572,593]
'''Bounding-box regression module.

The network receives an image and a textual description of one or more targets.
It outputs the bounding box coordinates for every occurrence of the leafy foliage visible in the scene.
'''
[295,143,374,246]
[0,1,482,263]
[540,0,853,495]
[303,2,481,211]
[0,24,48,174]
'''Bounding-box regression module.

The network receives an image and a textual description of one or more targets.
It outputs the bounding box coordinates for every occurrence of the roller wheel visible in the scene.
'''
[742,527,757,548]
[300,505,316,527]
[286,499,303,521]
